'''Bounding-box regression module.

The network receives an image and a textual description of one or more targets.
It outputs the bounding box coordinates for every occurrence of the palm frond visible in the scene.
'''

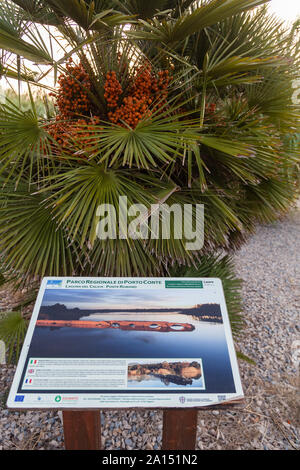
[114,0,170,19]
[87,115,200,169]
[0,178,79,278]
[0,311,28,363]
[42,0,133,31]
[0,95,55,184]
[36,163,156,247]
[127,0,270,44]
[0,1,54,64]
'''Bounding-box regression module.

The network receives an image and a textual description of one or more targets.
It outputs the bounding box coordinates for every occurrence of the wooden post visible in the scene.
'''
[61,408,198,450]
[62,410,102,450]
[162,409,198,450]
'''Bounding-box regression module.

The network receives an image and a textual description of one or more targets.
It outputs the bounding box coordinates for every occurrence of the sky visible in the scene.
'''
[0,0,299,94]
[41,288,206,310]
[268,0,300,23]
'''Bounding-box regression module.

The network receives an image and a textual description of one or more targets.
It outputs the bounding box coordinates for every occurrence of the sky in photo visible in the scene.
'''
[41,288,209,310]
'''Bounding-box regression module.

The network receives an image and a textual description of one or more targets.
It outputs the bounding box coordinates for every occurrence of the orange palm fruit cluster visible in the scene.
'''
[68,116,101,153]
[46,115,100,156]
[47,58,101,156]
[50,58,93,119]
[47,58,171,152]
[108,96,151,128]
[152,70,170,110]
[205,102,216,114]
[104,64,170,128]
[130,63,153,102]
[104,71,123,108]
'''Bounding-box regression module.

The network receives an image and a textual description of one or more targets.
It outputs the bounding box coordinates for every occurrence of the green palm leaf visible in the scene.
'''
[37,163,156,247]
[0,178,78,278]
[114,0,170,19]
[0,96,55,184]
[88,118,199,169]
[128,0,269,44]
[0,311,28,364]
[0,3,54,64]
[83,238,159,277]
[43,0,132,31]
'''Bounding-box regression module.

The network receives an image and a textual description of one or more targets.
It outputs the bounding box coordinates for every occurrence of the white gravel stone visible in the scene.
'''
[0,341,5,365]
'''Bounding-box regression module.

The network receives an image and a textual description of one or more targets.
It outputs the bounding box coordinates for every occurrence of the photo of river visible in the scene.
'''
[24,287,237,393]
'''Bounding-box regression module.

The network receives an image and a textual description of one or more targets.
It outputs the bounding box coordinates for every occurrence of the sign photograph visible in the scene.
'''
[7,277,244,409]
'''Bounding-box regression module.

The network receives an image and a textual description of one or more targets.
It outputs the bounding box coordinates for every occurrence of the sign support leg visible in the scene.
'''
[162,409,198,450]
[62,410,102,450]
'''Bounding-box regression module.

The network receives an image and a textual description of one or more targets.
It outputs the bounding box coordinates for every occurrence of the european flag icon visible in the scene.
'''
[14,395,24,402]
[47,280,62,286]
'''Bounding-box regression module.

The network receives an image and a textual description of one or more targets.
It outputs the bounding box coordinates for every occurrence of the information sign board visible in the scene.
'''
[7,277,244,409]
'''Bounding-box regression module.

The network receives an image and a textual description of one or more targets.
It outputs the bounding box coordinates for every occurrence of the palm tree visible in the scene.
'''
[0,0,299,360]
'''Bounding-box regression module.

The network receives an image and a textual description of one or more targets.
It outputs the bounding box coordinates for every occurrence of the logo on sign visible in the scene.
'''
[47,279,62,287]
[54,395,62,402]
[179,396,186,403]
[14,395,24,402]
[217,395,226,402]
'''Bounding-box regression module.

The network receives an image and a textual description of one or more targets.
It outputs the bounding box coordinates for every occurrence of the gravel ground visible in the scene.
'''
[0,207,299,451]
